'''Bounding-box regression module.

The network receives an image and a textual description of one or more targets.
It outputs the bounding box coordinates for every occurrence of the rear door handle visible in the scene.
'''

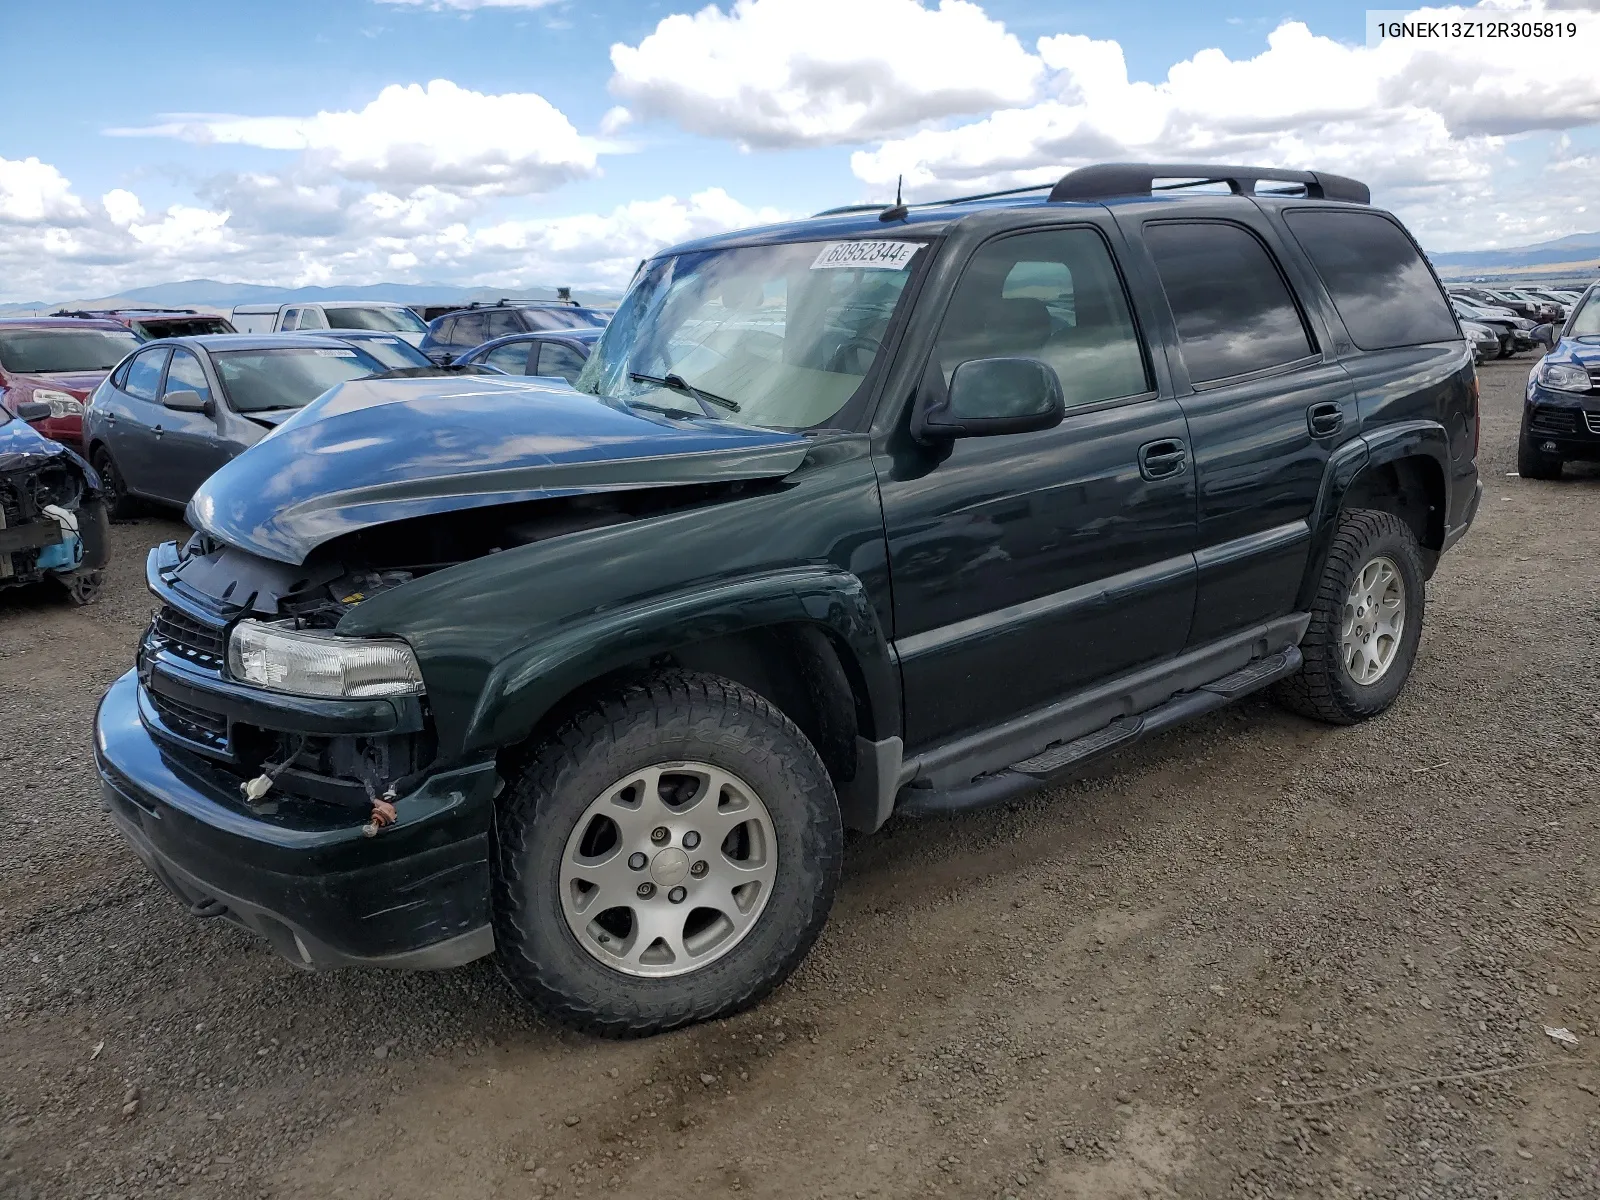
[1307,402,1344,438]
[1138,438,1188,480]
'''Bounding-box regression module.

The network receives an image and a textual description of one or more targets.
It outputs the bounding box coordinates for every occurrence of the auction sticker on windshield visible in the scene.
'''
[810,241,921,270]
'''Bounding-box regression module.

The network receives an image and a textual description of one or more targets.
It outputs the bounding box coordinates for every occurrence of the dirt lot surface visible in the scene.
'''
[1,358,1596,1200]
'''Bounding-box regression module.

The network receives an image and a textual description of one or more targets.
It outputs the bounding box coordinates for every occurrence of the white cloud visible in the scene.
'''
[101,188,144,226]
[599,106,633,136]
[0,154,787,303]
[0,157,89,224]
[110,80,600,198]
[609,0,1042,148]
[847,2,1600,249]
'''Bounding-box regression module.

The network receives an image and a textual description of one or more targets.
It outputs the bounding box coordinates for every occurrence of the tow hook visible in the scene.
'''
[362,784,399,838]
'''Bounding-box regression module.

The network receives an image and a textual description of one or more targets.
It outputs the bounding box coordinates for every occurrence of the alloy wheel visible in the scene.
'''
[558,762,777,978]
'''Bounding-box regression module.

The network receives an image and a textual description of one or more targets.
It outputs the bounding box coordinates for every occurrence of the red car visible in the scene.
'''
[0,318,142,449]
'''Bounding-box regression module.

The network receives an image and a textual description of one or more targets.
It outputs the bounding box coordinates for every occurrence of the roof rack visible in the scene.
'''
[1047,163,1370,205]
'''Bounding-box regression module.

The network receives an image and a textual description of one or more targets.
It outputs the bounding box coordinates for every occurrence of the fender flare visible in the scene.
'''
[461,565,901,758]
[1296,421,1450,608]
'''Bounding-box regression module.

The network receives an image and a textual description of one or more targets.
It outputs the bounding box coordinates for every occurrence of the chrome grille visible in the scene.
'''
[152,605,226,670]
[1585,412,1600,435]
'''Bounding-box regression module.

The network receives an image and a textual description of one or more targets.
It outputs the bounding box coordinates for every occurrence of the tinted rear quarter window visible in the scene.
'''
[1144,222,1313,384]
[1284,210,1458,351]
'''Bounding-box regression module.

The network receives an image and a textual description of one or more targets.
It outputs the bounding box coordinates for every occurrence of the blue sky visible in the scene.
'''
[0,0,1595,301]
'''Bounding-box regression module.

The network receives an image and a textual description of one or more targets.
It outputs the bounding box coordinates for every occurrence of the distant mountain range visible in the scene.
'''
[1428,231,1600,278]
[0,278,623,317]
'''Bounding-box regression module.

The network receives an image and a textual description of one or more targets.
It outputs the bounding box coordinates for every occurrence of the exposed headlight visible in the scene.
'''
[1537,362,1591,393]
[31,389,83,417]
[227,619,424,698]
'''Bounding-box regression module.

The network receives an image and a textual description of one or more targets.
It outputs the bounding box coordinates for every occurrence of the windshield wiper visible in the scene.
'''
[629,371,741,414]
[621,397,700,420]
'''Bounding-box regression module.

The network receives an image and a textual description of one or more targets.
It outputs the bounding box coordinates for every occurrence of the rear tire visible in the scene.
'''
[57,569,103,606]
[491,669,842,1037]
[1275,509,1425,726]
[1516,429,1563,480]
[90,446,137,520]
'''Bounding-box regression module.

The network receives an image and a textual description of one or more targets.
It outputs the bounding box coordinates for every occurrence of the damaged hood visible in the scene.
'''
[187,374,810,564]
[0,412,92,476]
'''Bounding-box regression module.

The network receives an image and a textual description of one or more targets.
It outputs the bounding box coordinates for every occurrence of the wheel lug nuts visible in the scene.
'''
[651,826,670,844]
[668,886,687,904]
[683,831,701,850]
[690,860,708,878]
[628,852,647,870]
[637,882,655,899]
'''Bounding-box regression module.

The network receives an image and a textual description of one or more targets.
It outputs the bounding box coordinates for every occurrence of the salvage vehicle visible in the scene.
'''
[419,301,611,364]
[0,400,109,603]
[96,162,1482,1036]
[1459,318,1500,363]
[0,317,142,449]
[1518,282,1600,478]
[450,326,600,383]
[1450,299,1526,357]
[53,308,237,340]
[84,334,397,516]
[229,302,430,347]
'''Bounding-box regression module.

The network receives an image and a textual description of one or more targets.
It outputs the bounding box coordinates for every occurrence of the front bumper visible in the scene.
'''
[95,670,497,969]
[1523,389,1600,461]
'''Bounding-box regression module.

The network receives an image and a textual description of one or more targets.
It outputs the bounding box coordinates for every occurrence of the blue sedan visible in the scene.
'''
[1520,282,1600,479]
[452,327,601,385]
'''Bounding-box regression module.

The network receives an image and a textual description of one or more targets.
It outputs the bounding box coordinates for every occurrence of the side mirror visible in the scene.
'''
[1530,323,1557,350]
[913,357,1065,441]
[16,400,52,422]
[163,389,211,414]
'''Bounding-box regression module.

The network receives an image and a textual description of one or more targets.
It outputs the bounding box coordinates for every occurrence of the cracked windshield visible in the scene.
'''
[576,239,924,429]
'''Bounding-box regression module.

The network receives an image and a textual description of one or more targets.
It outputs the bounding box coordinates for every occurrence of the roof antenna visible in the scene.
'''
[879,174,909,223]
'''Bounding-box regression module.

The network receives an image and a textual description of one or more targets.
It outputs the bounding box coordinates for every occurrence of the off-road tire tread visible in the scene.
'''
[1275,508,1424,726]
[491,669,841,1037]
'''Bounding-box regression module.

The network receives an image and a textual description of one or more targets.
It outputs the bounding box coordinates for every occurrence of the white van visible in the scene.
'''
[229,302,429,346]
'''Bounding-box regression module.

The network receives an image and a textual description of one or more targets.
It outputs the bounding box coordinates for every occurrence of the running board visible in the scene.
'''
[897,646,1302,816]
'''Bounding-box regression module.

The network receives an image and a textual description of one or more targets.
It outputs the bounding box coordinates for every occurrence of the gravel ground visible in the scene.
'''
[1,357,1596,1200]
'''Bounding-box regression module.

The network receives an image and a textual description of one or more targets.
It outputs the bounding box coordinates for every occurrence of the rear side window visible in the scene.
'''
[485,310,523,339]
[1284,210,1459,351]
[484,340,533,373]
[451,312,489,347]
[536,341,587,384]
[1145,222,1313,384]
[122,348,170,401]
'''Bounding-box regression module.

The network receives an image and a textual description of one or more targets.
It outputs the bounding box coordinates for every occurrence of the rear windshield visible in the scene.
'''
[525,308,609,330]
[340,336,430,369]
[0,329,141,373]
[322,307,428,333]
[211,348,378,412]
[135,317,235,339]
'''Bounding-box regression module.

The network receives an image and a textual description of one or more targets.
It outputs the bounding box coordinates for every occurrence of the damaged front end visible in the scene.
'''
[0,414,109,604]
[98,372,810,970]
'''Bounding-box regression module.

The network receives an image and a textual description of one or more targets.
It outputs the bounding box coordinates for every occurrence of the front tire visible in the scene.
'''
[1516,428,1563,480]
[90,446,137,520]
[491,670,842,1037]
[1275,509,1426,725]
